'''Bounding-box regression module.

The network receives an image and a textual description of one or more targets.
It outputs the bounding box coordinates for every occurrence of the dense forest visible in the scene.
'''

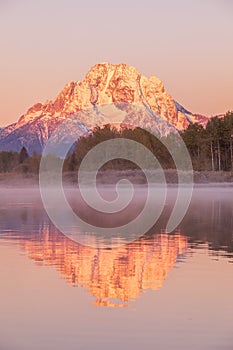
[0,111,233,174]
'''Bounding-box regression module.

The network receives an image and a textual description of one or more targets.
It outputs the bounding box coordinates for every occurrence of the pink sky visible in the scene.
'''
[0,0,233,126]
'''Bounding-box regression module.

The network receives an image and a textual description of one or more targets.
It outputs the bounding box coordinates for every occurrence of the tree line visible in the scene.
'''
[0,111,233,174]
[0,147,41,174]
[182,111,233,171]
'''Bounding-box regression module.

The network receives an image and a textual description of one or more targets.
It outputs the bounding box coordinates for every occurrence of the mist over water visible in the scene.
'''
[0,185,232,253]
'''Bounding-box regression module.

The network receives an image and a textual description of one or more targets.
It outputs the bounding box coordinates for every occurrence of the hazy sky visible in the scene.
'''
[1,0,233,125]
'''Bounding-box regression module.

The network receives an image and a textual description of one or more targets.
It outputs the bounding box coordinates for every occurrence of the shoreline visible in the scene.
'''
[0,170,233,188]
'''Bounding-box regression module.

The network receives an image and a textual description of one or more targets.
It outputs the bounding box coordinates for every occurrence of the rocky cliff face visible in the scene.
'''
[0,63,209,154]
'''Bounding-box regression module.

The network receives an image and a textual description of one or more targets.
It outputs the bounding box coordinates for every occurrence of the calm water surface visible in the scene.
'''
[0,187,233,350]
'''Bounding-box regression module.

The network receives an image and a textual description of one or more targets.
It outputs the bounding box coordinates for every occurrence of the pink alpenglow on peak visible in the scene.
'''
[0,63,210,154]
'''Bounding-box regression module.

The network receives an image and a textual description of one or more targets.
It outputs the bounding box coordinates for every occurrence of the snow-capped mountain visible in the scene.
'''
[0,63,210,154]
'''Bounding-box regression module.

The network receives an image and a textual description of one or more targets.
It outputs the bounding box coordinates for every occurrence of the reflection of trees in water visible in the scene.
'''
[1,194,232,256]
[76,200,227,257]
[180,199,233,254]
[144,195,233,255]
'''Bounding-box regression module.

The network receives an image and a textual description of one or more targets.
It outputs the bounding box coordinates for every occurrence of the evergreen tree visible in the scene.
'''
[19,146,29,164]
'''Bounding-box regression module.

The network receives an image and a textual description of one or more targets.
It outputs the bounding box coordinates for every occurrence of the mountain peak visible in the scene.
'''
[0,63,210,154]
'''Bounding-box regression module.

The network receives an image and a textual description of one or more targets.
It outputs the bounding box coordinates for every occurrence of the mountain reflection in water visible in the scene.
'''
[0,187,233,308]
[2,221,187,307]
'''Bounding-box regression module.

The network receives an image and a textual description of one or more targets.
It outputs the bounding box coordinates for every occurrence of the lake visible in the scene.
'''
[0,187,233,350]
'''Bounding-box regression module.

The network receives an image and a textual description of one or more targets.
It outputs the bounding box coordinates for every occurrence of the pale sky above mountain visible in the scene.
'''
[0,0,232,125]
